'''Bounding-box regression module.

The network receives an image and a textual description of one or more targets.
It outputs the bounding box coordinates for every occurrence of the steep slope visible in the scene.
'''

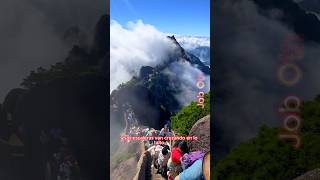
[0,15,109,180]
[213,0,320,162]
[110,35,210,133]
[253,0,320,42]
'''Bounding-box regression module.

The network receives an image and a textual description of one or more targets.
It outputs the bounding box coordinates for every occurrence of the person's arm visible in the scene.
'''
[159,128,164,136]
[147,145,155,152]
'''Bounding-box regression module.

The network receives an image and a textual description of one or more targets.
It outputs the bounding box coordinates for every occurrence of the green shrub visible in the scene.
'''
[21,63,99,89]
[214,96,320,180]
[171,92,210,136]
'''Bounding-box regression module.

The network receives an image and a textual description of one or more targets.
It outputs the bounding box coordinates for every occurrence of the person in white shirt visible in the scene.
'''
[147,144,164,169]
[157,145,171,174]
[159,124,172,137]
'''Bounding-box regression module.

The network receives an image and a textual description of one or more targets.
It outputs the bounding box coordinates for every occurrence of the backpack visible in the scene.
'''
[181,151,205,169]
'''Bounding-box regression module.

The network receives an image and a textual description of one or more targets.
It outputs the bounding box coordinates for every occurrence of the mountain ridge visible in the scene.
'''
[110,35,210,134]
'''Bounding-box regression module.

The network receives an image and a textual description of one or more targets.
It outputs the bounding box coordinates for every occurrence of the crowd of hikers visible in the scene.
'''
[145,125,210,180]
[41,128,81,180]
[122,104,210,180]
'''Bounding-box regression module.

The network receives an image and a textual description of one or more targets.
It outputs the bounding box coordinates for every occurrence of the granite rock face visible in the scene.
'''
[188,115,210,152]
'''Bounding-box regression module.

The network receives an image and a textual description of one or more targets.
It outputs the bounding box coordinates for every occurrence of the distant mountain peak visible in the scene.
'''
[253,0,320,42]
[167,35,185,53]
[166,35,210,75]
[167,35,177,42]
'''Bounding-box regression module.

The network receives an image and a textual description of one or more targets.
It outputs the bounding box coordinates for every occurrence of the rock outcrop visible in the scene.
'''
[294,169,320,180]
[188,115,210,152]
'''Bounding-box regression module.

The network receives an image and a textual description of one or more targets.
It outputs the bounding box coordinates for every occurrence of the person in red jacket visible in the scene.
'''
[172,141,189,164]
[167,141,189,179]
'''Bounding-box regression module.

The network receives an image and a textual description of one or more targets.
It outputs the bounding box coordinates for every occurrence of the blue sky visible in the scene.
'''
[110,0,210,36]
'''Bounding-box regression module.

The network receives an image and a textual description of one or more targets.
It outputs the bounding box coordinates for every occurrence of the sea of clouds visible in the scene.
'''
[175,35,210,49]
[110,20,176,93]
[0,0,106,102]
[175,35,210,66]
[110,20,210,105]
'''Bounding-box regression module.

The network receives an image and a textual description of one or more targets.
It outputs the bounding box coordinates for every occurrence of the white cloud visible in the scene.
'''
[164,60,210,106]
[175,35,210,65]
[175,35,210,50]
[110,20,210,106]
[110,20,177,93]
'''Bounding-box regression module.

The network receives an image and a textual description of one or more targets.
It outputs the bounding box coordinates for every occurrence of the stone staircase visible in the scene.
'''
[151,166,166,180]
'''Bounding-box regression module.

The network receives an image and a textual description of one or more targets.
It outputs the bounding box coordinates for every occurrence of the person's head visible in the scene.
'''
[164,145,170,151]
[164,124,168,131]
[173,140,181,148]
[178,141,189,154]
[162,148,169,156]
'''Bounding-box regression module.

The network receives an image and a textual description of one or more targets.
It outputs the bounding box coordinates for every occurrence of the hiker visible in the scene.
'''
[167,141,189,179]
[146,128,156,145]
[174,158,203,180]
[157,145,170,174]
[135,127,142,136]
[173,141,189,163]
[143,128,149,134]
[58,160,72,180]
[128,128,133,136]
[175,151,209,180]
[147,144,165,169]
[144,128,151,146]
[164,119,172,131]
[181,151,205,170]
[159,124,172,137]
[127,111,132,125]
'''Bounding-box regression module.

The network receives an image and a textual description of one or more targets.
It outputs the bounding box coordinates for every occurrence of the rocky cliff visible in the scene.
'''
[0,14,109,180]
[188,115,210,152]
